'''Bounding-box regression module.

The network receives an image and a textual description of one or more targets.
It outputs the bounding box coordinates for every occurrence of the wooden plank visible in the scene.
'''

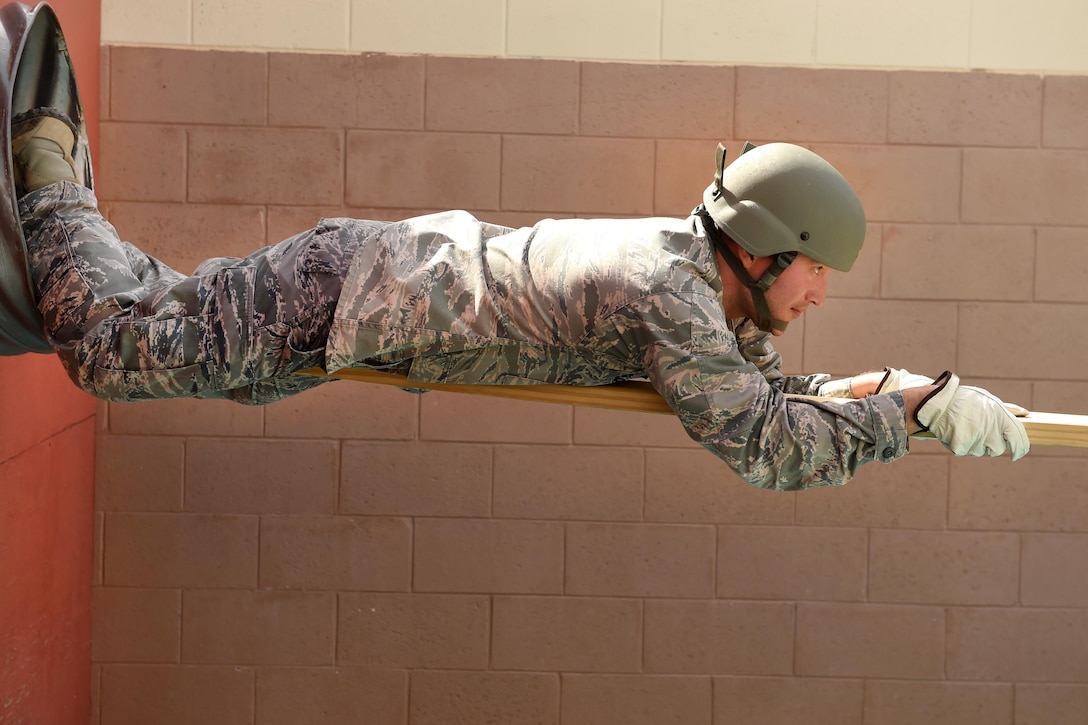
[303,368,1088,450]
[303,367,673,414]
[1016,411,1088,450]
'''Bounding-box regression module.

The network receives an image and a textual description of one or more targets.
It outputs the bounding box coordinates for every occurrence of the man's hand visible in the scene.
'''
[877,367,934,394]
[816,376,855,398]
[911,372,1029,460]
[880,366,1029,418]
[819,367,935,399]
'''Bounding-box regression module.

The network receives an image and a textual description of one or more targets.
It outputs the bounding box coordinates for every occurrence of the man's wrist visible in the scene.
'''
[901,385,938,434]
[849,370,885,398]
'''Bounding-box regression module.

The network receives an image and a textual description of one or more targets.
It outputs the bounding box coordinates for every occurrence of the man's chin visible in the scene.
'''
[769,310,803,335]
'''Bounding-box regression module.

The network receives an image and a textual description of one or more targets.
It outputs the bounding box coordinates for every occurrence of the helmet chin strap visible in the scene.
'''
[696,206,796,333]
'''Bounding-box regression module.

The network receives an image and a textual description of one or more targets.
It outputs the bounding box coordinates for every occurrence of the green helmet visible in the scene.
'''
[701,142,865,272]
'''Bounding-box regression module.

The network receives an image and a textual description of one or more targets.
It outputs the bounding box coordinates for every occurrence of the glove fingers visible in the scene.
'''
[944,425,1026,459]
[960,385,1031,459]
[878,367,936,395]
[1005,402,1030,418]
[988,394,1030,460]
[930,384,1030,460]
[1006,419,1030,461]
[962,385,1030,418]
[984,407,1030,461]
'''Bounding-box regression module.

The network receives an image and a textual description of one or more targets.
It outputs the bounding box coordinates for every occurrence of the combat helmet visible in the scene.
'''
[696,142,865,332]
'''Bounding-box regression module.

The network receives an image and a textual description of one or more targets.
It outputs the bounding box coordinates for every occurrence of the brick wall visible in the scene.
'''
[91,48,1088,724]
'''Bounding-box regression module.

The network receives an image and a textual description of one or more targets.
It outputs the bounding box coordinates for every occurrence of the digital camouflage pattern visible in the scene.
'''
[21,182,366,404]
[23,182,910,490]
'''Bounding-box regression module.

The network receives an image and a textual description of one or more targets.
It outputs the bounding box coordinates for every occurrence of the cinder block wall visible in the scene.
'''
[90,49,1088,724]
[90,3,1088,724]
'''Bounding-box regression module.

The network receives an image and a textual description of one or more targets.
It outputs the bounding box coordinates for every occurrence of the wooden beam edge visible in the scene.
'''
[303,368,1088,450]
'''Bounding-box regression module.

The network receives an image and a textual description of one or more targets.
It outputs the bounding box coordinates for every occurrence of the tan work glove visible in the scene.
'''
[877,367,934,394]
[915,372,1029,460]
[818,367,939,398]
[816,377,854,398]
[818,367,939,399]
[881,366,1029,417]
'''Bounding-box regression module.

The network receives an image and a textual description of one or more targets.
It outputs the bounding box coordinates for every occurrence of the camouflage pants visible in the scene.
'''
[21,182,386,404]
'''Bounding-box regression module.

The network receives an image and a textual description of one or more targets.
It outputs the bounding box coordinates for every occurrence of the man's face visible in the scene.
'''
[751,253,829,336]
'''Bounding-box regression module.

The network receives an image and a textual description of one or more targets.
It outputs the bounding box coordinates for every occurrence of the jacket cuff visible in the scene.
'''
[867,391,911,463]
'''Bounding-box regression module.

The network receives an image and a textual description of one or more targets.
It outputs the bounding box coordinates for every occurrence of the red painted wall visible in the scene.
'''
[0,1,100,723]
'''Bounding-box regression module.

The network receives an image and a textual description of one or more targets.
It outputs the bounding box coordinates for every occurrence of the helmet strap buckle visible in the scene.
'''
[753,251,797,292]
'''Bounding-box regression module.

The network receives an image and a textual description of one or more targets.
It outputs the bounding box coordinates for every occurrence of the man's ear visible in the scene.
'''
[729,241,760,271]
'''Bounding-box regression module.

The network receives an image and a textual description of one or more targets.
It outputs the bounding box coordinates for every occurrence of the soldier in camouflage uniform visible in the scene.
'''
[13,112,1029,490]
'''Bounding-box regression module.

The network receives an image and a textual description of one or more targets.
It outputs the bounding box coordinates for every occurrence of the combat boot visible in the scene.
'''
[11,110,77,195]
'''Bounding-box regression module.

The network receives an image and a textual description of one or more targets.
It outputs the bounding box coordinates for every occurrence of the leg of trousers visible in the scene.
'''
[20,181,385,404]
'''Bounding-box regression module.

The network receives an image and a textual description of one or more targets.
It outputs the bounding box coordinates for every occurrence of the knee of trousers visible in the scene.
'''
[58,321,263,402]
[51,231,349,402]
[59,302,336,404]
[56,267,279,401]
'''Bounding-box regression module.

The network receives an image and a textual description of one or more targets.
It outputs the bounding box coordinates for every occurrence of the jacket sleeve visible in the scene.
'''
[730,319,833,395]
[610,291,910,491]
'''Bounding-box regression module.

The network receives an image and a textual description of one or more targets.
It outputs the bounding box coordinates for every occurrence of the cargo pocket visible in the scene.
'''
[271,231,350,376]
[90,314,215,400]
[89,263,258,400]
[282,310,333,375]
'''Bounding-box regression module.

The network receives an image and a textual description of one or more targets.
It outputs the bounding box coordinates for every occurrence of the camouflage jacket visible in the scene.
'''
[326,211,909,490]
